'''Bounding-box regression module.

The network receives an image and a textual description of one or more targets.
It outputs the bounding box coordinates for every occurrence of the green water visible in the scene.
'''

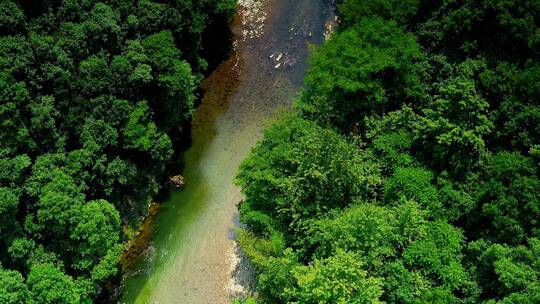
[120,1,334,303]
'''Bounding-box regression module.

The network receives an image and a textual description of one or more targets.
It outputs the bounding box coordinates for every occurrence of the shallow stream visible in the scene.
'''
[120,1,334,303]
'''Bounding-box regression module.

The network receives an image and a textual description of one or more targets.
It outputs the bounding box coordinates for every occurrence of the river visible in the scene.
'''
[120,1,334,303]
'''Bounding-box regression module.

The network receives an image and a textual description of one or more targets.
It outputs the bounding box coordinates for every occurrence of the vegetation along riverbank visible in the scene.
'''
[0,1,235,302]
[234,0,540,303]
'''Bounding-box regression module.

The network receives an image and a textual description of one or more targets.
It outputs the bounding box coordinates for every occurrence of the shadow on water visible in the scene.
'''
[201,14,236,76]
[120,1,334,303]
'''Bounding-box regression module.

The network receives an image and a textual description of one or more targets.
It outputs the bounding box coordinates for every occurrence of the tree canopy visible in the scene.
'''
[0,0,236,302]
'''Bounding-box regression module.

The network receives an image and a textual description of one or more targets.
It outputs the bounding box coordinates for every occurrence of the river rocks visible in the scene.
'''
[270,51,297,69]
[324,17,337,41]
[169,175,185,188]
[238,0,267,40]
[283,57,297,67]
[227,241,257,301]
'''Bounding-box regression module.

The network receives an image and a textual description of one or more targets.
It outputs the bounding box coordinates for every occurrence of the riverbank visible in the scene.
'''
[119,1,334,303]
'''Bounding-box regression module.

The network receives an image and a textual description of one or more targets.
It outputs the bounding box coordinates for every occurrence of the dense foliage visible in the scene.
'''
[236,0,540,303]
[0,0,235,302]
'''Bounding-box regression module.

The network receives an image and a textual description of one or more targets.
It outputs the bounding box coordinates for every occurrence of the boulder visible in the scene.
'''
[169,175,185,188]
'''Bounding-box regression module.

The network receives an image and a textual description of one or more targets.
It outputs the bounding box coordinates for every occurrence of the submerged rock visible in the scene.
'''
[169,175,185,188]
[324,17,337,41]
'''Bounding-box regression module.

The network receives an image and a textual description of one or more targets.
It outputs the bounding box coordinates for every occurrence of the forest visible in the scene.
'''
[1,0,539,303]
[0,0,235,303]
[235,0,540,303]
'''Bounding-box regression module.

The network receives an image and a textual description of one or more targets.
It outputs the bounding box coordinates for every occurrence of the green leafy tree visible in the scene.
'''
[0,267,30,304]
[384,166,443,218]
[256,249,299,303]
[27,33,74,95]
[7,238,35,271]
[27,263,82,304]
[311,203,397,265]
[236,114,381,237]
[474,152,540,244]
[0,1,25,35]
[0,187,20,241]
[296,17,424,129]
[470,238,540,302]
[34,169,85,239]
[0,72,32,155]
[90,244,122,283]
[142,30,181,72]
[290,250,384,304]
[77,54,111,98]
[70,199,121,272]
[418,0,540,58]
[369,130,416,174]
[123,100,173,162]
[338,0,420,26]
[403,221,468,291]
[415,71,493,173]
[142,30,196,131]
[479,61,540,151]
[82,3,122,53]
[28,96,62,154]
